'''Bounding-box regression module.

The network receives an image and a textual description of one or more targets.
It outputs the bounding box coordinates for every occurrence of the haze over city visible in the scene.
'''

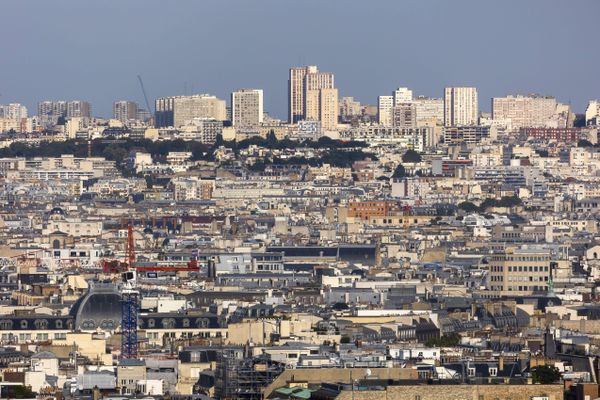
[2,1,600,399]
[2,0,599,117]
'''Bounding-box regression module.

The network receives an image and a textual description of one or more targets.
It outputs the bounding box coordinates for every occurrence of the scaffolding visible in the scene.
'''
[121,291,139,359]
[215,349,284,400]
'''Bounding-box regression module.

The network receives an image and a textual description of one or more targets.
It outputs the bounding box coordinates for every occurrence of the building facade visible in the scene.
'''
[444,87,478,126]
[231,89,263,128]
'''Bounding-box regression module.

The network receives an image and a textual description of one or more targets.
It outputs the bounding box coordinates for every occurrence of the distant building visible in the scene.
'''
[288,65,337,130]
[393,87,413,105]
[492,95,557,130]
[231,89,263,128]
[155,95,226,128]
[38,101,67,124]
[392,102,417,128]
[288,65,316,123]
[339,96,361,122]
[66,100,91,118]
[488,246,552,297]
[378,95,394,126]
[0,103,28,120]
[444,126,493,144]
[413,96,444,126]
[586,100,600,125]
[113,101,138,123]
[155,96,175,128]
[523,127,582,143]
[444,87,478,126]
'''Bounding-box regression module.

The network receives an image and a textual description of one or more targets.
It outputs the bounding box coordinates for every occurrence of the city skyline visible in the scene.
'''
[1,0,599,118]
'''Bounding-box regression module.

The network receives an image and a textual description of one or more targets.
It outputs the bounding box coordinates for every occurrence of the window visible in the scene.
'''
[489,367,497,376]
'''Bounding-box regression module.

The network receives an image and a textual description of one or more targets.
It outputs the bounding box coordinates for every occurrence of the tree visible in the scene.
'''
[392,164,406,179]
[458,201,478,213]
[531,365,561,384]
[402,149,422,163]
[498,195,522,208]
[425,332,461,348]
[266,130,278,147]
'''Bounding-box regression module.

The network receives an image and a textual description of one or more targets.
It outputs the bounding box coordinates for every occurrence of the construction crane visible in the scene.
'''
[100,223,139,359]
[137,75,153,116]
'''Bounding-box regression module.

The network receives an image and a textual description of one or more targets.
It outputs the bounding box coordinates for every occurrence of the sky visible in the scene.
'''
[1,0,599,119]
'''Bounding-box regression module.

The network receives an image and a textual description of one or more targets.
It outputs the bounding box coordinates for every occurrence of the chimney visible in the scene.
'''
[499,355,504,371]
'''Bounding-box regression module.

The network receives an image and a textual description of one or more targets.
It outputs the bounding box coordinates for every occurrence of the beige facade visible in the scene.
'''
[488,246,552,297]
[378,95,394,125]
[492,95,557,130]
[172,95,227,127]
[289,65,317,123]
[288,65,336,130]
[413,97,444,126]
[232,89,263,128]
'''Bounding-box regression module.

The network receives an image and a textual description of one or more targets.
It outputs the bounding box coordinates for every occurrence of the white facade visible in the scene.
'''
[444,87,478,126]
[393,87,413,105]
[586,100,600,125]
[378,95,394,125]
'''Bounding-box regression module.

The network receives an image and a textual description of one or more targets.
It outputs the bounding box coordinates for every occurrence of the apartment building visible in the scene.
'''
[444,87,478,126]
[488,246,552,297]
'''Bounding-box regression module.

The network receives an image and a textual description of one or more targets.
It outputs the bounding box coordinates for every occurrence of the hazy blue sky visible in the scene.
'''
[2,0,598,118]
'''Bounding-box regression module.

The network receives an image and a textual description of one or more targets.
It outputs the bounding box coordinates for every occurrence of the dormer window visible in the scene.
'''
[489,367,498,377]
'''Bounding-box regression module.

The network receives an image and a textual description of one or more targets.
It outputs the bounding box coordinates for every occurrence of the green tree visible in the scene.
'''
[531,365,561,384]
[392,164,406,179]
[458,201,478,213]
[266,130,278,147]
[402,149,422,163]
[425,332,461,348]
[498,195,522,208]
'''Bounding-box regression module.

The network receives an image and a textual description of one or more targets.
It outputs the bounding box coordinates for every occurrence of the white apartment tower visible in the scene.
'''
[38,101,67,119]
[393,87,413,105]
[0,103,28,120]
[444,87,478,126]
[231,89,264,128]
[378,96,394,125]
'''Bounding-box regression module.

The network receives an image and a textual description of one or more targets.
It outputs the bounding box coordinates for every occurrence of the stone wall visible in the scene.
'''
[335,384,563,400]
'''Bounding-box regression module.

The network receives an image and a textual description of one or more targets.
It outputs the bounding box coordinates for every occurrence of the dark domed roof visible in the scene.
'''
[70,281,121,331]
[49,207,66,215]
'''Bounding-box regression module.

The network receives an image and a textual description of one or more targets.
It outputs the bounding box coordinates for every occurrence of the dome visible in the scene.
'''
[70,281,122,331]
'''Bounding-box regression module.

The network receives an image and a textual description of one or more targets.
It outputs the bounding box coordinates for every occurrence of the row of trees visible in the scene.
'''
[458,196,523,213]
[0,133,375,171]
